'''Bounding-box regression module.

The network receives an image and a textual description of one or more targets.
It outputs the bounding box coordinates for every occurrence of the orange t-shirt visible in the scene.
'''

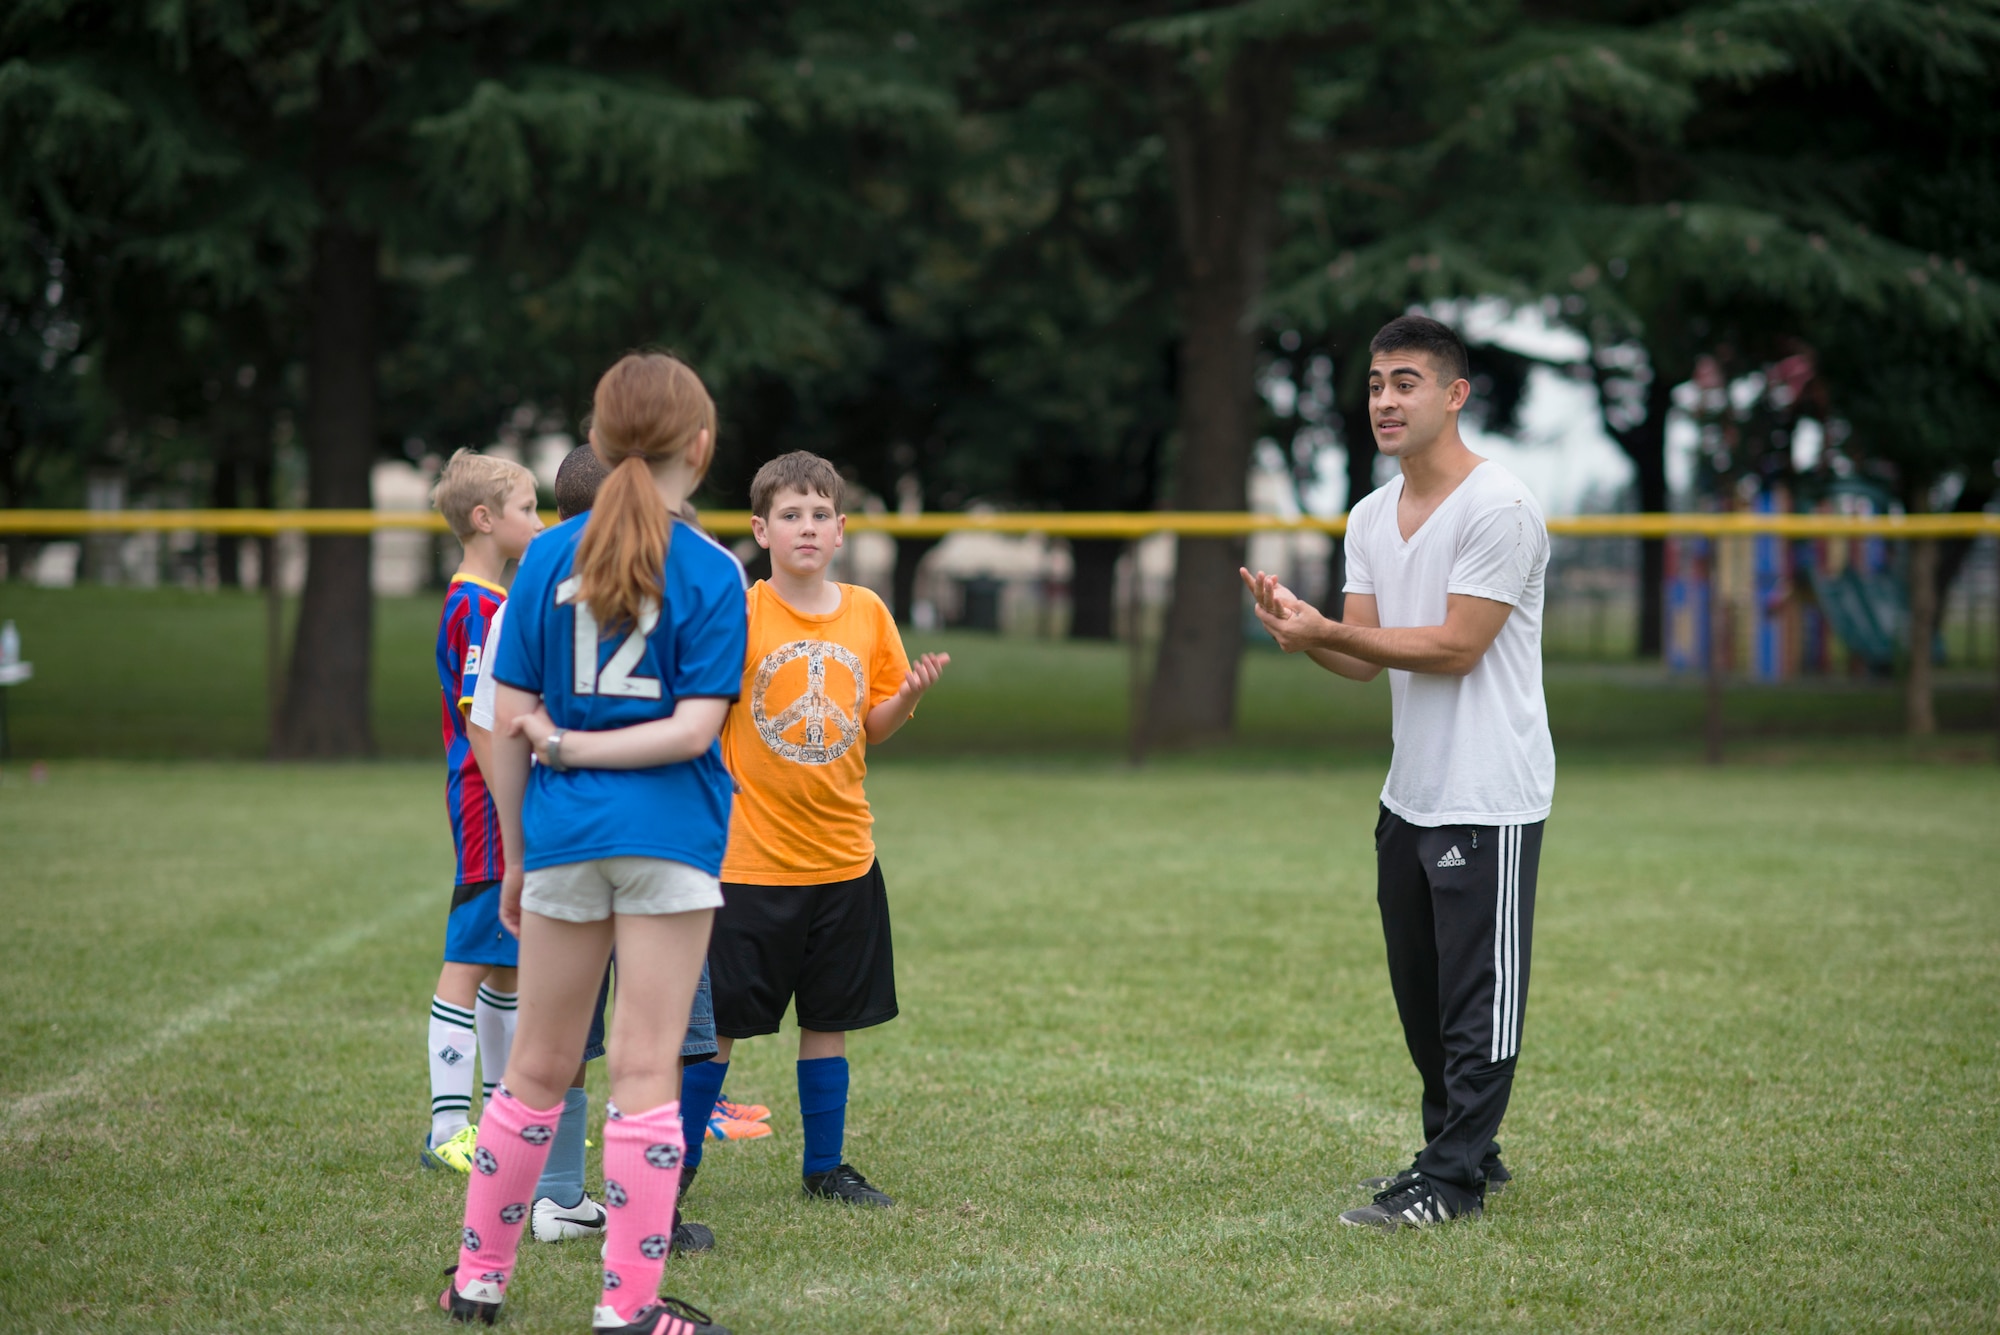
[720,581,911,885]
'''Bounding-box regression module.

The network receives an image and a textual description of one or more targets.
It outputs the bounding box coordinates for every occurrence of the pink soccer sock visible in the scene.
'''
[599,1098,685,1322]
[452,1085,562,1303]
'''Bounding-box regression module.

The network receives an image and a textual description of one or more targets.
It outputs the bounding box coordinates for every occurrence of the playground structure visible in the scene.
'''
[1665,480,1938,680]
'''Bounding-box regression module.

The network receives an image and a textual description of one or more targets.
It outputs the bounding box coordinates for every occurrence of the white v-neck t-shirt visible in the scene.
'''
[1343,459,1555,826]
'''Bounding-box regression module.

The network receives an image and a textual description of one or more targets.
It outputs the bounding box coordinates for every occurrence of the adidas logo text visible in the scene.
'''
[1436,846,1467,868]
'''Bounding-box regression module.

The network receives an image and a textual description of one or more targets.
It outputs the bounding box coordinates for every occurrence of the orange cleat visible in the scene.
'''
[714,1096,771,1123]
[705,1113,773,1143]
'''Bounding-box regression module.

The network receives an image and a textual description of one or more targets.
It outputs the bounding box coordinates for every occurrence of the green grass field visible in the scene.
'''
[1,586,1996,762]
[3,759,1997,1332]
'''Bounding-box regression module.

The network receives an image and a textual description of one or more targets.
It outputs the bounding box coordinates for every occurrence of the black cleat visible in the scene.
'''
[1358,1163,1419,1193]
[1339,1172,1482,1231]
[802,1163,894,1207]
[672,1220,715,1254]
[678,1160,697,1203]
[438,1265,502,1325]
[1360,1158,1510,1197]
[592,1295,730,1335]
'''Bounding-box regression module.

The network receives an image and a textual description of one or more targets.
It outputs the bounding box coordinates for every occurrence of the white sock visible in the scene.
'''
[475,983,517,1107]
[429,995,478,1145]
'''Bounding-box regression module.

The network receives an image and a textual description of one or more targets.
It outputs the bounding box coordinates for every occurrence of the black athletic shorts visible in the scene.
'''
[710,860,898,1038]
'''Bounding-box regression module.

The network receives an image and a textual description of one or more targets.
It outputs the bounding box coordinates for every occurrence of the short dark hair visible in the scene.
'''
[750,450,845,517]
[1369,314,1469,386]
[554,444,609,521]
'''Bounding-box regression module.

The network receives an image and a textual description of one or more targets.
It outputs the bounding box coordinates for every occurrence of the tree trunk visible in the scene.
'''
[274,62,381,759]
[213,377,278,590]
[273,218,379,758]
[891,535,940,627]
[1068,538,1122,640]
[212,454,242,588]
[1142,44,1291,752]
[250,445,275,592]
[1344,413,1378,514]
[1609,366,1674,659]
[0,402,32,581]
[1906,537,1938,736]
[1328,410,1382,618]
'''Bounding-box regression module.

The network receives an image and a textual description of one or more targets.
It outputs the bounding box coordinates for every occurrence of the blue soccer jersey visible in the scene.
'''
[492,514,748,874]
[437,574,507,885]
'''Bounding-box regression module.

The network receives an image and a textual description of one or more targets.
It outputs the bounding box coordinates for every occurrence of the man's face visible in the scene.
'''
[485,480,545,558]
[1368,348,1470,458]
[752,486,844,578]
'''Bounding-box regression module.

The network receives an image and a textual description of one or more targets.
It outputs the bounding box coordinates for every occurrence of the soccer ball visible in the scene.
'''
[473,1147,499,1175]
[463,1227,482,1251]
[603,1180,628,1208]
[479,1272,507,1287]
[521,1123,553,1145]
[643,1143,682,1170]
[638,1233,669,1260]
[499,1202,527,1225]
[603,1270,622,1290]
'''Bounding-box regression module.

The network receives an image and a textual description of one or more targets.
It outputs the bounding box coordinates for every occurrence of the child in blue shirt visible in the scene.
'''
[424,449,542,1171]
[437,354,743,1335]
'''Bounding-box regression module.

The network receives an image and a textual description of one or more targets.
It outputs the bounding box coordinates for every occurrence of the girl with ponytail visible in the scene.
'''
[438,353,744,1335]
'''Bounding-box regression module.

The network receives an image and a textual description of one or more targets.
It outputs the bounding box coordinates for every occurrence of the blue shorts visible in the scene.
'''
[445,882,520,967]
[581,959,717,1065]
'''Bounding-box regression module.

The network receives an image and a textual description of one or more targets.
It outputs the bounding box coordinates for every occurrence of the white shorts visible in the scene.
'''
[521,857,724,923]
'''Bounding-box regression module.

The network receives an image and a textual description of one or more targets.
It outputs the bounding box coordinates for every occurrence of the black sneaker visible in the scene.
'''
[437,1266,501,1325]
[1358,1160,1420,1193]
[802,1163,894,1207]
[592,1295,730,1335]
[1339,1173,1481,1231]
[678,1161,698,1202]
[598,1217,716,1263]
[1360,1159,1510,1197]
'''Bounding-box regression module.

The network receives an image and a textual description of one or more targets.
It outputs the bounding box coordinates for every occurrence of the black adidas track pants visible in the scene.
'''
[1375,805,1543,1196]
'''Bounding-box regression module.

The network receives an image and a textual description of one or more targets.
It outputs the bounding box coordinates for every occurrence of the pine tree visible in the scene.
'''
[2,2,957,755]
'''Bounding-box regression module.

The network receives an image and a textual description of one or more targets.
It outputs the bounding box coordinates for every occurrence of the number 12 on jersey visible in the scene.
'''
[555,576,662,699]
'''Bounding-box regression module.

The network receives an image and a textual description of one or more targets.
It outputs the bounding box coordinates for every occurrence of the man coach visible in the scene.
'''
[1242,314,1555,1231]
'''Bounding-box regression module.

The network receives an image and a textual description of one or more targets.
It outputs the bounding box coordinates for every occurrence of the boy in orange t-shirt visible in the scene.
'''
[695,450,947,1208]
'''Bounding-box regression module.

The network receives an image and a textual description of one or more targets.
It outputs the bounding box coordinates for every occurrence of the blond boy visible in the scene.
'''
[421,448,543,1171]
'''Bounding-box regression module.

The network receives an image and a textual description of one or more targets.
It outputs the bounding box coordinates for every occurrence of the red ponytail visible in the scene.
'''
[574,353,716,632]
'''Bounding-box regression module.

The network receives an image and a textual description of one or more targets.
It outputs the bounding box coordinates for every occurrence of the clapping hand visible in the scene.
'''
[1239,567,1326,653]
[891,652,951,707]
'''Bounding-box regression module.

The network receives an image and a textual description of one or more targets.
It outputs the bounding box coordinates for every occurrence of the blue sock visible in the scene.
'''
[531,1086,589,1209]
[679,1059,728,1171]
[797,1056,849,1177]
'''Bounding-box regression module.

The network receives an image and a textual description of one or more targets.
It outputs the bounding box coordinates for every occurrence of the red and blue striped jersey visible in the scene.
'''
[438,574,507,885]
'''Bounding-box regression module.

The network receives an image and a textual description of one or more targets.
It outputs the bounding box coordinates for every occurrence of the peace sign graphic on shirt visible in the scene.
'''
[751,639,865,765]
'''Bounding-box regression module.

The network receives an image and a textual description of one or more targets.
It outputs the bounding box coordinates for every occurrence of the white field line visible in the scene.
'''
[0,889,432,1131]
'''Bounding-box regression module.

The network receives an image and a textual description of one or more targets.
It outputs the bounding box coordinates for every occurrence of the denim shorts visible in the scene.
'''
[582,958,717,1065]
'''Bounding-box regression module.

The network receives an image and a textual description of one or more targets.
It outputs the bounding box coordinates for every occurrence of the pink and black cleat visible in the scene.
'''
[438,1266,503,1325]
[591,1295,730,1335]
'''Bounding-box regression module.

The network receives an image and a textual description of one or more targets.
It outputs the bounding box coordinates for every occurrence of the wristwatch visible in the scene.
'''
[543,730,567,772]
